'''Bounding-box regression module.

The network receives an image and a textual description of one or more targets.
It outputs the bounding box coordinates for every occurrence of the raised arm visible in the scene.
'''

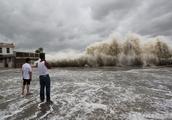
[44,60,51,69]
[29,66,32,80]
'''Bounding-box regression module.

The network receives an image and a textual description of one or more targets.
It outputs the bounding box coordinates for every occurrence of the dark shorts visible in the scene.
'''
[23,79,31,85]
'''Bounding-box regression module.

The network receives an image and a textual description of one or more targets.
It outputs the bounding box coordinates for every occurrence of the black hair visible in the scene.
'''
[39,53,45,60]
[26,58,31,63]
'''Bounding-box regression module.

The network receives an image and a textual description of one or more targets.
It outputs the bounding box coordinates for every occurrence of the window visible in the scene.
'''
[7,48,10,53]
[0,48,2,53]
[0,58,3,63]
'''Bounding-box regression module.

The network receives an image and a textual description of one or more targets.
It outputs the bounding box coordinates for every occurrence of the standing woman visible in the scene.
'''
[37,53,52,103]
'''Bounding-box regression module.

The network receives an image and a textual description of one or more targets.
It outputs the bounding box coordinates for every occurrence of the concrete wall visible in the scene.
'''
[0,57,14,68]
[0,62,4,67]
[0,58,5,67]
[0,48,14,55]
[8,62,13,67]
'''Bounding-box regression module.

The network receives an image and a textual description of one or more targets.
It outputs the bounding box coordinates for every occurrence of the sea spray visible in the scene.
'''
[48,33,172,67]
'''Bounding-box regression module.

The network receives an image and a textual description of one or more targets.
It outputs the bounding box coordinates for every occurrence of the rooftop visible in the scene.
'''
[0,43,15,48]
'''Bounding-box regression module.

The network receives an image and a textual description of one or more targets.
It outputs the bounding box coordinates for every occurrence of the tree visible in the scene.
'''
[35,47,43,53]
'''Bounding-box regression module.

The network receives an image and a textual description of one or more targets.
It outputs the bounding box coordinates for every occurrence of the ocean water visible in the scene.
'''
[0,67,172,120]
[47,33,172,67]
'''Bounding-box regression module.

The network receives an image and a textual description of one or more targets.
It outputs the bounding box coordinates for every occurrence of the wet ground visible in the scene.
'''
[0,67,172,120]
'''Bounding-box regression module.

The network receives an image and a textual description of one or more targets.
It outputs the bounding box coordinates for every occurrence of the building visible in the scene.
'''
[0,42,41,68]
[0,43,15,67]
[14,51,40,68]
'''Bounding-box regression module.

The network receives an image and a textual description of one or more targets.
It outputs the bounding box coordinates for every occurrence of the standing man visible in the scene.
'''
[37,53,52,103]
[22,58,32,95]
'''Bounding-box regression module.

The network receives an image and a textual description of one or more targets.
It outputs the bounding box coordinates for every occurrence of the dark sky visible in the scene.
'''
[0,0,172,53]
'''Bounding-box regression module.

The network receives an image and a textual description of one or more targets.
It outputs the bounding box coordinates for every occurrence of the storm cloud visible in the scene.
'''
[0,0,171,52]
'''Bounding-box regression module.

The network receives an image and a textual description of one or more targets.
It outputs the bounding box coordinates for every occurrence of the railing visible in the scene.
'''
[16,52,39,58]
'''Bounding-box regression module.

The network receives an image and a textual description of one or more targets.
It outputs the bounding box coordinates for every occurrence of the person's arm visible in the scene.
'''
[32,63,37,68]
[44,60,51,69]
[33,59,40,68]
[21,67,24,79]
[29,71,32,80]
[29,66,32,80]
[22,70,23,79]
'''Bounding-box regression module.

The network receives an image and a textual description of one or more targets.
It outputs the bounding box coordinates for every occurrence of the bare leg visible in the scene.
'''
[26,85,30,95]
[22,85,25,95]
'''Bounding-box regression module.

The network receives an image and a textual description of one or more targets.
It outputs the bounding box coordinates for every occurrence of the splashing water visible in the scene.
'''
[0,67,172,119]
[48,33,172,67]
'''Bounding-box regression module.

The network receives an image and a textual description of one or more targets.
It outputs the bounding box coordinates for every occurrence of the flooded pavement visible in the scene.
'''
[0,67,172,120]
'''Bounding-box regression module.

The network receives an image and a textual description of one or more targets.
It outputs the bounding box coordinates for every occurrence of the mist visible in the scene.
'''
[47,33,172,67]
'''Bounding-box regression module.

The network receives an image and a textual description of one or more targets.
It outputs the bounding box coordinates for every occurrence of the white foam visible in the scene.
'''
[40,104,53,119]
[128,112,172,120]
[47,32,172,67]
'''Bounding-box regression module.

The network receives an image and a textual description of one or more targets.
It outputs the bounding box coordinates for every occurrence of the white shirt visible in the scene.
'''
[22,63,32,79]
[37,61,49,76]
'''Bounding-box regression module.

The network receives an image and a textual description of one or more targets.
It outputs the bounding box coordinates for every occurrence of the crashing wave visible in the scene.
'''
[48,33,172,67]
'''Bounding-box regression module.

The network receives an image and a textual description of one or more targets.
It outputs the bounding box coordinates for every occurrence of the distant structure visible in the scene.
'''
[14,51,40,68]
[0,42,41,68]
[0,43,15,67]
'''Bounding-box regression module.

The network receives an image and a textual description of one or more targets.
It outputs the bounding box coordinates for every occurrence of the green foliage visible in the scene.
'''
[35,47,44,53]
